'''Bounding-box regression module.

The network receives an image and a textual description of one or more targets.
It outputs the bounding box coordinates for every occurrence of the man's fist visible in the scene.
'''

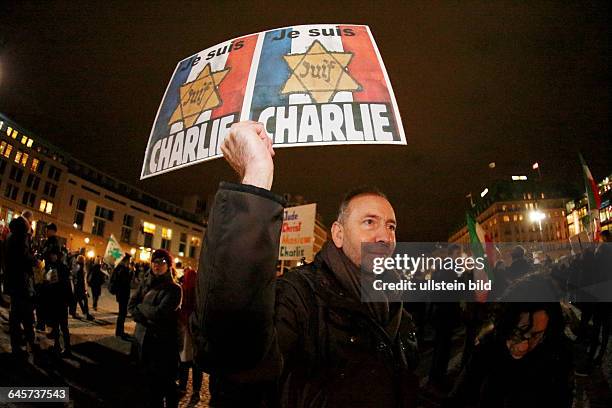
[221,121,275,190]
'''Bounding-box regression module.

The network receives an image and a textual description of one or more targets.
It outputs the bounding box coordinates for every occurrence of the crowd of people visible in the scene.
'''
[0,120,610,408]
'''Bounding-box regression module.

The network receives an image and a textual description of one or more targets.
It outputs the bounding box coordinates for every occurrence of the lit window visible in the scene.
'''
[162,227,172,239]
[4,144,12,158]
[26,138,34,148]
[143,222,156,234]
[519,215,524,221]
[513,215,518,221]
[0,141,6,155]
[20,153,28,166]
[11,129,18,139]
[503,215,510,222]
[39,199,48,212]
[21,135,28,145]
[45,201,53,214]
[6,126,12,136]
[30,158,39,172]
[14,151,22,164]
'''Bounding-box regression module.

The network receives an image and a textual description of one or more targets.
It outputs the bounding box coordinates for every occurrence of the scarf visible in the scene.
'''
[319,242,402,339]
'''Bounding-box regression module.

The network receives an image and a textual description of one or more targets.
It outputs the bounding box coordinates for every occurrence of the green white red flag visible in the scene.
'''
[579,153,601,241]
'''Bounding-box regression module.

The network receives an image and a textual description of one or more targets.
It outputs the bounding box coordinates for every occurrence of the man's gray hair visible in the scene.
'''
[336,186,388,224]
[21,209,34,221]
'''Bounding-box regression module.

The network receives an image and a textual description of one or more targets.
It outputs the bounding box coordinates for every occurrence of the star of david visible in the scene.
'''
[280,40,361,103]
[169,64,230,127]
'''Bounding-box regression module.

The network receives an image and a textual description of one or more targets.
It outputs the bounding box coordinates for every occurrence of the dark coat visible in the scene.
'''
[192,182,420,408]
[448,332,573,408]
[41,261,72,321]
[111,263,132,301]
[129,272,182,371]
[3,217,35,298]
[87,264,106,288]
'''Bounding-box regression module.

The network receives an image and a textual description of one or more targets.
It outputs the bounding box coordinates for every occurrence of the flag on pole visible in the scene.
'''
[579,153,601,241]
[104,234,124,266]
[466,212,495,301]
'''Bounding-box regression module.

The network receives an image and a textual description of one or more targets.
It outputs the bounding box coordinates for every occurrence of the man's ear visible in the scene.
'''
[331,221,344,248]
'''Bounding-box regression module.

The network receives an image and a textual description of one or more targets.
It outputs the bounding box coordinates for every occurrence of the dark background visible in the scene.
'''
[1,1,609,241]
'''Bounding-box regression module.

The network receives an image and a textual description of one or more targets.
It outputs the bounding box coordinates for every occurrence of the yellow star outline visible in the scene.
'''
[280,40,361,103]
[169,64,230,128]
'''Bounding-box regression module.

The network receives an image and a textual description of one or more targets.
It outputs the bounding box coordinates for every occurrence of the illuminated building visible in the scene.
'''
[0,113,205,267]
[565,174,611,237]
[449,179,576,243]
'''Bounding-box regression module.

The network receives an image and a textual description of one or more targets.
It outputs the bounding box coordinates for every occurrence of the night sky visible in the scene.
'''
[1,1,609,241]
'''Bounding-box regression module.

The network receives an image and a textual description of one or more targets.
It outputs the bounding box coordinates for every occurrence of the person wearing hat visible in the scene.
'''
[129,248,182,408]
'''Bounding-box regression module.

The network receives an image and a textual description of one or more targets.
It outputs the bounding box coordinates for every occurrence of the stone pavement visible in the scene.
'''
[0,287,211,408]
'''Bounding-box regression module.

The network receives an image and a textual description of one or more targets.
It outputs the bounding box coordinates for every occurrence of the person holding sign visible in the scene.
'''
[192,121,419,407]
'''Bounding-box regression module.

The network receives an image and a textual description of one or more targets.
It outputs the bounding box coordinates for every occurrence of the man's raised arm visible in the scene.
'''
[192,121,284,375]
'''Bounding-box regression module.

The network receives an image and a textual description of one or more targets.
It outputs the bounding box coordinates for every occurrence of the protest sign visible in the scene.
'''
[279,203,317,261]
[141,24,405,179]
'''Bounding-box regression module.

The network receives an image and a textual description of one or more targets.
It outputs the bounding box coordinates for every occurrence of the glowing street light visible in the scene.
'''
[130,248,137,255]
[480,188,489,198]
[84,237,90,244]
[512,175,528,181]
[529,210,545,223]
[86,250,95,259]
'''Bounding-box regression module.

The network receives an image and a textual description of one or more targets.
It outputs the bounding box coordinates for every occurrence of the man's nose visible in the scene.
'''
[376,226,394,244]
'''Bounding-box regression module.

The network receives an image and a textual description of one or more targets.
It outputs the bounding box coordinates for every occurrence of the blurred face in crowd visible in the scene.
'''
[332,194,396,268]
[506,310,549,359]
[151,257,169,276]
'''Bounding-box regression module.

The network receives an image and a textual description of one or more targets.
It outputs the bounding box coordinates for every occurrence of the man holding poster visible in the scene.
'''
[192,121,418,407]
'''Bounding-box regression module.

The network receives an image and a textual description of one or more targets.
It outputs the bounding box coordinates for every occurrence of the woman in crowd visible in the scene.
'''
[129,249,182,408]
[177,266,203,401]
[447,274,573,408]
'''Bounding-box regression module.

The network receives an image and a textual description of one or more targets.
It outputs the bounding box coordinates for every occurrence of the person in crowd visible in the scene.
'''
[177,266,203,400]
[447,275,573,408]
[129,249,182,408]
[576,229,612,374]
[503,245,533,284]
[110,254,132,338]
[4,212,38,358]
[72,255,94,320]
[0,220,9,304]
[88,257,106,311]
[42,249,73,357]
[192,121,419,407]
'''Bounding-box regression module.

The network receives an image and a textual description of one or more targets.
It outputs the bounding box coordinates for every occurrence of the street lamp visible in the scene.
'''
[86,250,95,259]
[84,237,90,244]
[529,210,546,245]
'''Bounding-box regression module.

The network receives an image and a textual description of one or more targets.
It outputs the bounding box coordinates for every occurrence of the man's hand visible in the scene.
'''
[221,121,275,190]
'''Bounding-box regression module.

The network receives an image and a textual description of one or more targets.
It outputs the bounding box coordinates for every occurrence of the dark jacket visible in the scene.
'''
[41,261,72,321]
[87,264,106,288]
[448,332,573,408]
[73,262,87,297]
[129,271,182,368]
[3,217,35,298]
[192,182,419,408]
[111,263,132,301]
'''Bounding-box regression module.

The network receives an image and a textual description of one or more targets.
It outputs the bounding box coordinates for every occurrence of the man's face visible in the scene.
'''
[46,229,56,238]
[506,310,549,359]
[332,194,396,268]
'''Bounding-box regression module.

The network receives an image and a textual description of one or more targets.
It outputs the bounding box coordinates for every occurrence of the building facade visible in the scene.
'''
[565,173,611,238]
[449,179,575,244]
[0,113,205,267]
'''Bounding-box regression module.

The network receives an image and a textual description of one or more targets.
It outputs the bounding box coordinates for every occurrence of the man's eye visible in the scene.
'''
[388,225,397,232]
[363,219,374,225]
